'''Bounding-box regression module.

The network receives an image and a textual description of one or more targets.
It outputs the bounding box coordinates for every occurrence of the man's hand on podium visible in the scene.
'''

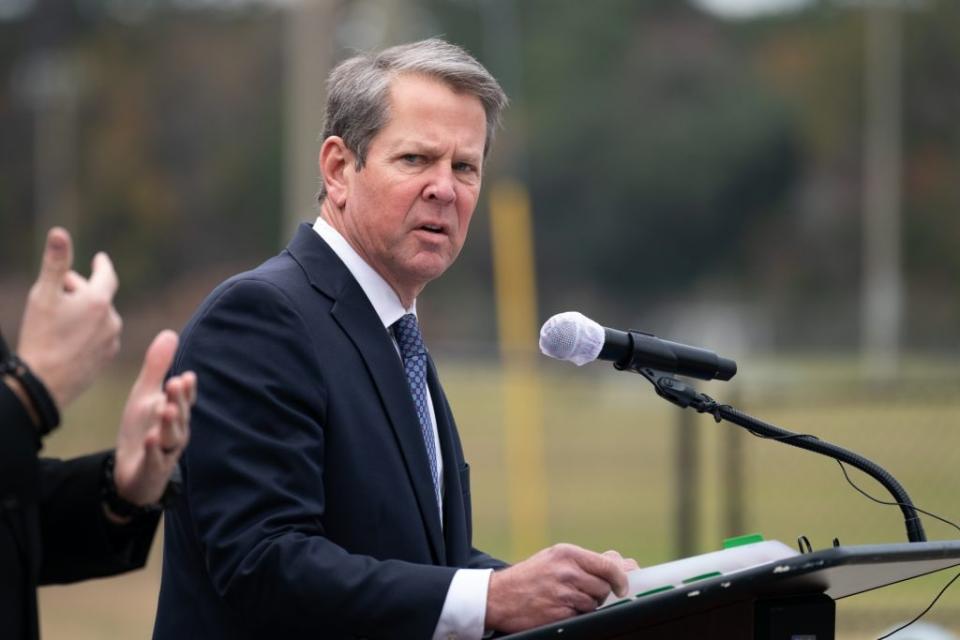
[485,543,639,634]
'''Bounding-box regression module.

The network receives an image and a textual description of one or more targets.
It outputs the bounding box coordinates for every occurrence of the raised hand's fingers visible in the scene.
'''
[62,270,83,293]
[142,424,171,473]
[35,227,73,299]
[106,308,123,357]
[164,376,192,447]
[181,371,197,406]
[88,251,119,299]
[165,374,194,413]
[135,330,179,392]
[159,402,190,456]
[157,403,183,453]
[167,372,196,408]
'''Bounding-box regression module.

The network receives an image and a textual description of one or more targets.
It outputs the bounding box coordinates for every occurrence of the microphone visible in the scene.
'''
[539,311,737,381]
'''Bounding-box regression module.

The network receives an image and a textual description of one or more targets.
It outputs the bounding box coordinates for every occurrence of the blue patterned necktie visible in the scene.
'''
[392,314,442,516]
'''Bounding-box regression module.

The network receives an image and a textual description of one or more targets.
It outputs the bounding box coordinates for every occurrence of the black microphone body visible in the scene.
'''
[599,328,737,381]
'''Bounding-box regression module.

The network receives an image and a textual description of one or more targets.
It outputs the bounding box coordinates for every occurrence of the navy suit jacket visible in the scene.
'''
[154,224,504,639]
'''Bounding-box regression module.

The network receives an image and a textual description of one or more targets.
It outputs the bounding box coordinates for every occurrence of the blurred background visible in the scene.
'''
[1,0,959,637]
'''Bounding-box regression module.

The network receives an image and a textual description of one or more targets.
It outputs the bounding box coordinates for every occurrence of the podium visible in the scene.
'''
[503,541,960,640]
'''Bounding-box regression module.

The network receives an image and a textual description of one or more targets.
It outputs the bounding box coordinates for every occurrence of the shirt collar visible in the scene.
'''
[313,216,415,330]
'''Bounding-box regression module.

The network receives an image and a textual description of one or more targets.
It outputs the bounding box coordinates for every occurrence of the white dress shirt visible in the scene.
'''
[313,217,491,640]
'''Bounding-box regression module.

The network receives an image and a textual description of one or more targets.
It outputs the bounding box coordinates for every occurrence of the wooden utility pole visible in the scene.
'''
[282,0,340,243]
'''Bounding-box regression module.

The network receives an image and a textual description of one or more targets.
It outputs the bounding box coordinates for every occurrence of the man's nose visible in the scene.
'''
[423,166,456,204]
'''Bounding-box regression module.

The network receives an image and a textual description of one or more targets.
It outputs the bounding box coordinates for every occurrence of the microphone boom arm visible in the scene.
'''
[623,364,928,544]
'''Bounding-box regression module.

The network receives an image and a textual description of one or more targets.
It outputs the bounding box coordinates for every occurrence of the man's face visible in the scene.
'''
[337,73,487,304]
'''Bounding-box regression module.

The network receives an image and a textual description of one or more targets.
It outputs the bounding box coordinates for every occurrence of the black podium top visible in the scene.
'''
[502,540,960,640]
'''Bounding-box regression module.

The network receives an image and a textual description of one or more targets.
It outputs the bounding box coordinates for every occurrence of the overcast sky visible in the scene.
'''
[691,0,817,19]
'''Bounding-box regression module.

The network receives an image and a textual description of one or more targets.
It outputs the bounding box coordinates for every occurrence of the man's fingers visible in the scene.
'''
[35,227,73,297]
[564,588,602,614]
[88,251,119,298]
[135,330,180,392]
[571,572,620,605]
[603,549,640,572]
[572,549,629,597]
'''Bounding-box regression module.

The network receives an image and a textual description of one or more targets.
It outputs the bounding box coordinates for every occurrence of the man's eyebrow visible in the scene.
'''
[457,150,484,162]
[388,140,442,154]
[385,140,484,167]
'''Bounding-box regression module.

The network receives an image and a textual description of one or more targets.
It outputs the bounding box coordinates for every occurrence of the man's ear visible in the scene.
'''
[319,136,352,208]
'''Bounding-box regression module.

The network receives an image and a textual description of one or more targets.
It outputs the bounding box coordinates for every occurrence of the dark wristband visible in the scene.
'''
[1,354,60,437]
[101,452,162,519]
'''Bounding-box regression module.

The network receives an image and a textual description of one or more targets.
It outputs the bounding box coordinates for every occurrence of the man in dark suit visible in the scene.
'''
[2,227,196,640]
[155,39,634,639]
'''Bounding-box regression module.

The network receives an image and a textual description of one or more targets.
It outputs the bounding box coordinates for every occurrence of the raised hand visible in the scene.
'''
[17,227,122,409]
[113,330,196,507]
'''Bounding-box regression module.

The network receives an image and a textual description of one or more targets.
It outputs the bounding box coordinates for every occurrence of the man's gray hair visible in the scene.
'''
[317,38,508,203]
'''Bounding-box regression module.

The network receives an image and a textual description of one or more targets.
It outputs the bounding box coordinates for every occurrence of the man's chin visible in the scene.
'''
[404,255,456,287]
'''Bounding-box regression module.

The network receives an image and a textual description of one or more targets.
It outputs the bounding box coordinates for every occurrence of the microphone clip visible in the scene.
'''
[631,366,721,417]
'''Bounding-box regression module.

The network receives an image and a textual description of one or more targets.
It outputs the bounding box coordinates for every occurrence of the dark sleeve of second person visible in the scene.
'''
[1,340,160,587]
[0,379,42,509]
[36,452,160,585]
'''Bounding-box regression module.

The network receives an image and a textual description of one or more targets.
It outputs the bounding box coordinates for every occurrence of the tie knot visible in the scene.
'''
[393,313,425,361]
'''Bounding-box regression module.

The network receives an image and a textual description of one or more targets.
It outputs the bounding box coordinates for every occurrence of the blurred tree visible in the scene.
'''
[493,2,800,326]
[900,5,960,349]
[2,0,959,352]
[77,12,284,302]
[1,4,283,309]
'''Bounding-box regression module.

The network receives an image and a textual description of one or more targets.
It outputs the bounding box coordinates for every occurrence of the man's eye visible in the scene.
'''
[453,162,477,173]
[401,154,424,164]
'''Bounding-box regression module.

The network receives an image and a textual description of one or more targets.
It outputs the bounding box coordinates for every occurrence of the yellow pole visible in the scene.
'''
[489,179,549,559]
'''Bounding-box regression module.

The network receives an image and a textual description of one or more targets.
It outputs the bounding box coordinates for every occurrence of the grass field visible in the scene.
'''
[37,356,960,638]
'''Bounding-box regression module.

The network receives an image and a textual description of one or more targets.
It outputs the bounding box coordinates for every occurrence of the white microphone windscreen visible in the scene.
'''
[539,312,605,366]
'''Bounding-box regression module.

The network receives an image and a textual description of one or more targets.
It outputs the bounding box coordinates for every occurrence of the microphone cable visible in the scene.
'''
[833,460,960,640]
[746,425,960,639]
[835,460,960,537]
[875,571,960,640]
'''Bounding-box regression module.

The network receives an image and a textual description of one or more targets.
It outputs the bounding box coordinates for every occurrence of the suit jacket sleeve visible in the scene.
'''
[171,278,456,638]
[468,549,506,571]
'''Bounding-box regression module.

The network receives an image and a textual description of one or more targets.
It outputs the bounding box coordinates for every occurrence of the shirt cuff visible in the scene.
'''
[431,568,493,640]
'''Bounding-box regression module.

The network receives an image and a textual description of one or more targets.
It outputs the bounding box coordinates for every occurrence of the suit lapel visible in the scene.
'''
[286,224,446,564]
[427,357,468,566]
